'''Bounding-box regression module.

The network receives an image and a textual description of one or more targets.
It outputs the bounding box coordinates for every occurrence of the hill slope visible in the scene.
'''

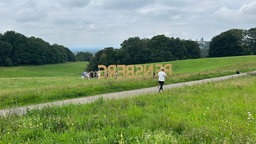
[0,56,256,109]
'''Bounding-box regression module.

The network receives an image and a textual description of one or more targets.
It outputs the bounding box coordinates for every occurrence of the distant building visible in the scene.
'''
[196,37,210,49]
[196,37,210,57]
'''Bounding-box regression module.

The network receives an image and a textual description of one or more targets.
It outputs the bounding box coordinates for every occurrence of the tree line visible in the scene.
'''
[0,31,75,66]
[1,27,255,68]
[209,28,256,57]
[86,35,200,71]
[87,27,256,71]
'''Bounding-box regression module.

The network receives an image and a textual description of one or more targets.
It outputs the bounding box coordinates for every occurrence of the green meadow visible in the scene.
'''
[0,62,87,78]
[0,69,256,143]
[1,56,256,109]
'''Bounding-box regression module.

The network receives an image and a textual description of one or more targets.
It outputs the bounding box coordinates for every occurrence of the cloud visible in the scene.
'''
[239,1,256,16]
[0,1,47,23]
[213,1,256,25]
[138,3,174,16]
[59,0,90,8]
[99,0,154,10]
[1,0,256,49]
[15,9,47,23]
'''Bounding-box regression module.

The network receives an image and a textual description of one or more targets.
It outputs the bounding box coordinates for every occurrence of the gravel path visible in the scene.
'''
[1,71,255,117]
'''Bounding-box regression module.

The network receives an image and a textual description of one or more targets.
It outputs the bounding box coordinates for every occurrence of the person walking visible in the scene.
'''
[81,71,87,79]
[158,67,167,92]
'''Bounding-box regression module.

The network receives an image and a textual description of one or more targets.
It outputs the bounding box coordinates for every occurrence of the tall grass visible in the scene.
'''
[1,56,256,109]
[0,76,255,143]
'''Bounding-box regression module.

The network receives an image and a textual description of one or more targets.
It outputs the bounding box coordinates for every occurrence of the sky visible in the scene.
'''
[0,0,256,51]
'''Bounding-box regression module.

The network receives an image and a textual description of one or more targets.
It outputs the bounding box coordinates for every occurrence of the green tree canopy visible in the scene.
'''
[76,52,93,61]
[245,28,256,54]
[0,40,13,66]
[87,35,201,71]
[0,31,75,66]
[209,29,250,57]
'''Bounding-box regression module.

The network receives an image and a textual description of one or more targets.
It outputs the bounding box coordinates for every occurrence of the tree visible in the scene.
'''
[171,38,187,60]
[98,47,116,66]
[86,56,98,71]
[26,37,51,64]
[86,47,117,71]
[209,29,248,57]
[1,31,27,65]
[183,40,201,59]
[86,35,200,71]
[51,44,68,63]
[76,52,93,61]
[149,35,174,62]
[245,28,256,54]
[0,41,13,66]
[119,37,147,64]
[63,47,76,62]
[0,30,76,66]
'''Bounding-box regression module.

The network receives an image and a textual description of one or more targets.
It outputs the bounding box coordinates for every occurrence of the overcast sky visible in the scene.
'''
[1,0,256,50]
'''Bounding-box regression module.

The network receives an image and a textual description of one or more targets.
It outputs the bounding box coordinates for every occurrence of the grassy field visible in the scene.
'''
[0,62,88,78]
[169,55,256,73]
[0,56,256,109]
[0,75,255,143]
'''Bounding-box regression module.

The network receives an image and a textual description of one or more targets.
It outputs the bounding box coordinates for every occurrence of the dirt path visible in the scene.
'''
[1,71,255,117]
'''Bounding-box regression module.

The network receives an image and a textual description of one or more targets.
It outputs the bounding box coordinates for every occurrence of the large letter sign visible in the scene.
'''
[98,64,172,79]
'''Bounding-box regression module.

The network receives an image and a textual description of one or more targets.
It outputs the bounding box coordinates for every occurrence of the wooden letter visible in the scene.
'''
[144,64,153,77]
[98,65,107,79]
[108,65,116,79]
[135,65,143,77]
[117,65,126,79]
[164,64,172,76]
[126,65,134,78]
[155,64,163,73]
